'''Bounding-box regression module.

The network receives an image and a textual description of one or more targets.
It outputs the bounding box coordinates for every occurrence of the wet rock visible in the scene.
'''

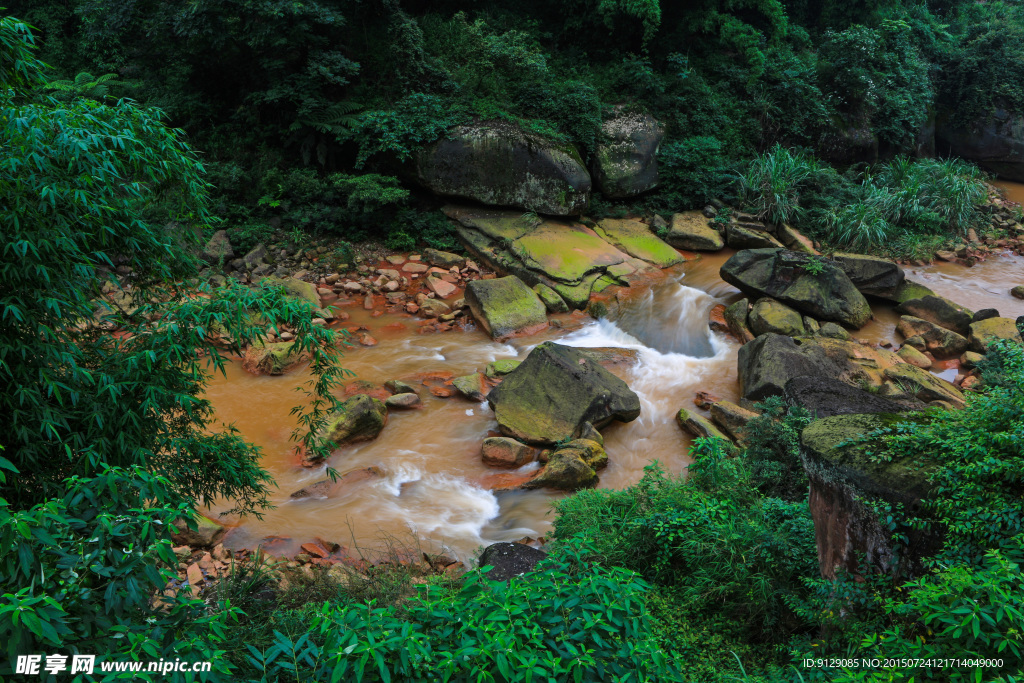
[576,347,641,368]
[577,421,604,446]
[723,298,754,343]
[749,298,806,337]
[971,308,1000,323]
[725,224,785,250]
[488,342,640,445]
[708,400,758,444]
[534,283,569,313]
[465,276,548,341]
[897,345,933,369]
[883,364,965,406]
[485,359,521,379]
[423,248,465,269]
[481,437,535,468]
[478,542,548,582]
[358,333,378,347]
[1012,285,1024,300]
[721,249,871,328]
[242,340,308,375]
[831,253,905,298]
[290,466,385,499]
[959,351,985,368]
[419,299,452,319]
[320,395,387,448]
[522,440,606,491]
[708,304,729,334]
[385,393,420,409]
[802,412,941,578]
[817,322,850,340]
[593,218,683,267]
[426,276,457,299]
[968,316,1023,352]
[202,230,234,264]
[385,380,418,395]
[665,211,724,251]
[885,279,936,305]
[895,295,973,336]
[416,122,591,215]
[452,373,489,401]
[896,316,969,356]
[590,109,663,198]
[171,514,227,547]
[784,376,920,418]
[677,408,731,442]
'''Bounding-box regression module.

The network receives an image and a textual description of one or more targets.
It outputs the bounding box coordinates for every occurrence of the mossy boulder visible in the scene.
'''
[784,376,919,418]
[485,359,522,379]
[415,122,591,215]
[590,110,663,198]
[968,316,1023,352]
[676,408,732,442]
[533,283,569,313]
[423,248,465,269]
[831,253,905,298]
[897,345,932,369]
[481,437,534,468]
[487,342,641,445]
[263,276,322,309]
[883,364,965,406]
[896,316,969,356]
[201,230,234,264]
[242,340,308,375]
[708,400,759,444]
[895,295,973,336]
[320,394,387,448]
[817,322,850,340]
[723,298,754,343]
[594,218,683,267]
[523,438,607,490]
[452,373,489,401]
[748,298,806,337]
[665,212,724,251]
[465,276,548,341]
[885,279,936,305]
[720,249,872,328]
[725,224,784,250]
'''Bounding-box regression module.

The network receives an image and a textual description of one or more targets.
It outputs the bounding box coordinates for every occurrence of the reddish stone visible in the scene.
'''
[358,333,378,346]
[300,542,330,559]
[429,386,455,398]
[693,390,721,409]
[708,304,729,333]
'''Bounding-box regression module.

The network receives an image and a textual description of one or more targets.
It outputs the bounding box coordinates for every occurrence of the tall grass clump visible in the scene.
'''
[737,144,823,225]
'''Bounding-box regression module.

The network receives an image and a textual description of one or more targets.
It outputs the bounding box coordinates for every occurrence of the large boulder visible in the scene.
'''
[487,342,641,445]
[785,376,920,418]
[465,276,548,341]
[416,122,590,215]
[242,340,309,375]
[936,105,1024,182]
[320,394,387,448]
[720,249,872,328]
[665,212,724,251]
[896,316,969,356]
[967,316,1024,353]
[802,413,941,578]
[831,253,905,298]
[738,333,954,405]
[593,219,683,267]
[591,110,663,198]
[895,295,973,336]
[201,230,234,264]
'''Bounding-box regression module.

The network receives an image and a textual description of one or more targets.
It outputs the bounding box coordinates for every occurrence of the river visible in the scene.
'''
[203,219,1024,562]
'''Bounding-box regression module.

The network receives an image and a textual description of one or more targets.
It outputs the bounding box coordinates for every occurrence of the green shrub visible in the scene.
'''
[738,144,823,224]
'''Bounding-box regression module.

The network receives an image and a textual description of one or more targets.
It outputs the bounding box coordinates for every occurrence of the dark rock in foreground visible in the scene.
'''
[478,542,548,582]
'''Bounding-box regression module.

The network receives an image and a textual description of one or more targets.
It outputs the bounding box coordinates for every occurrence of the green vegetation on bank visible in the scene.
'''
[8,0,1024,258]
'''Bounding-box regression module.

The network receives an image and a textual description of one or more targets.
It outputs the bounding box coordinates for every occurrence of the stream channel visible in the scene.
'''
[204,237,1024,563]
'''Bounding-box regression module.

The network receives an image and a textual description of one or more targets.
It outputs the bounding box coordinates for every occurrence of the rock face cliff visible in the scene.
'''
[936,104,1024,182]
[800,413,943,578]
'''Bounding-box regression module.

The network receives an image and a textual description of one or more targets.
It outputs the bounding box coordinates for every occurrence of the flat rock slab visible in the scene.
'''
[465,276,548,341]
[594,218,683,268]
[514,222,629,283]
[665,211,724,251]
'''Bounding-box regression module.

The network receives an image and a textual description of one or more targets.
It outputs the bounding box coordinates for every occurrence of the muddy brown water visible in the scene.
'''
[204,225,1024,562]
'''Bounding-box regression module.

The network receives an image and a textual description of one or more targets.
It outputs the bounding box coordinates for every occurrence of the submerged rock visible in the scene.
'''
[487,342,640,445]
[590,110,663,198]
[465,276,548,341]
[290,466,384,499]
[721,249,871,328]
[416,122,591,215]
[664,211,724,251]
[320,395,387,448]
